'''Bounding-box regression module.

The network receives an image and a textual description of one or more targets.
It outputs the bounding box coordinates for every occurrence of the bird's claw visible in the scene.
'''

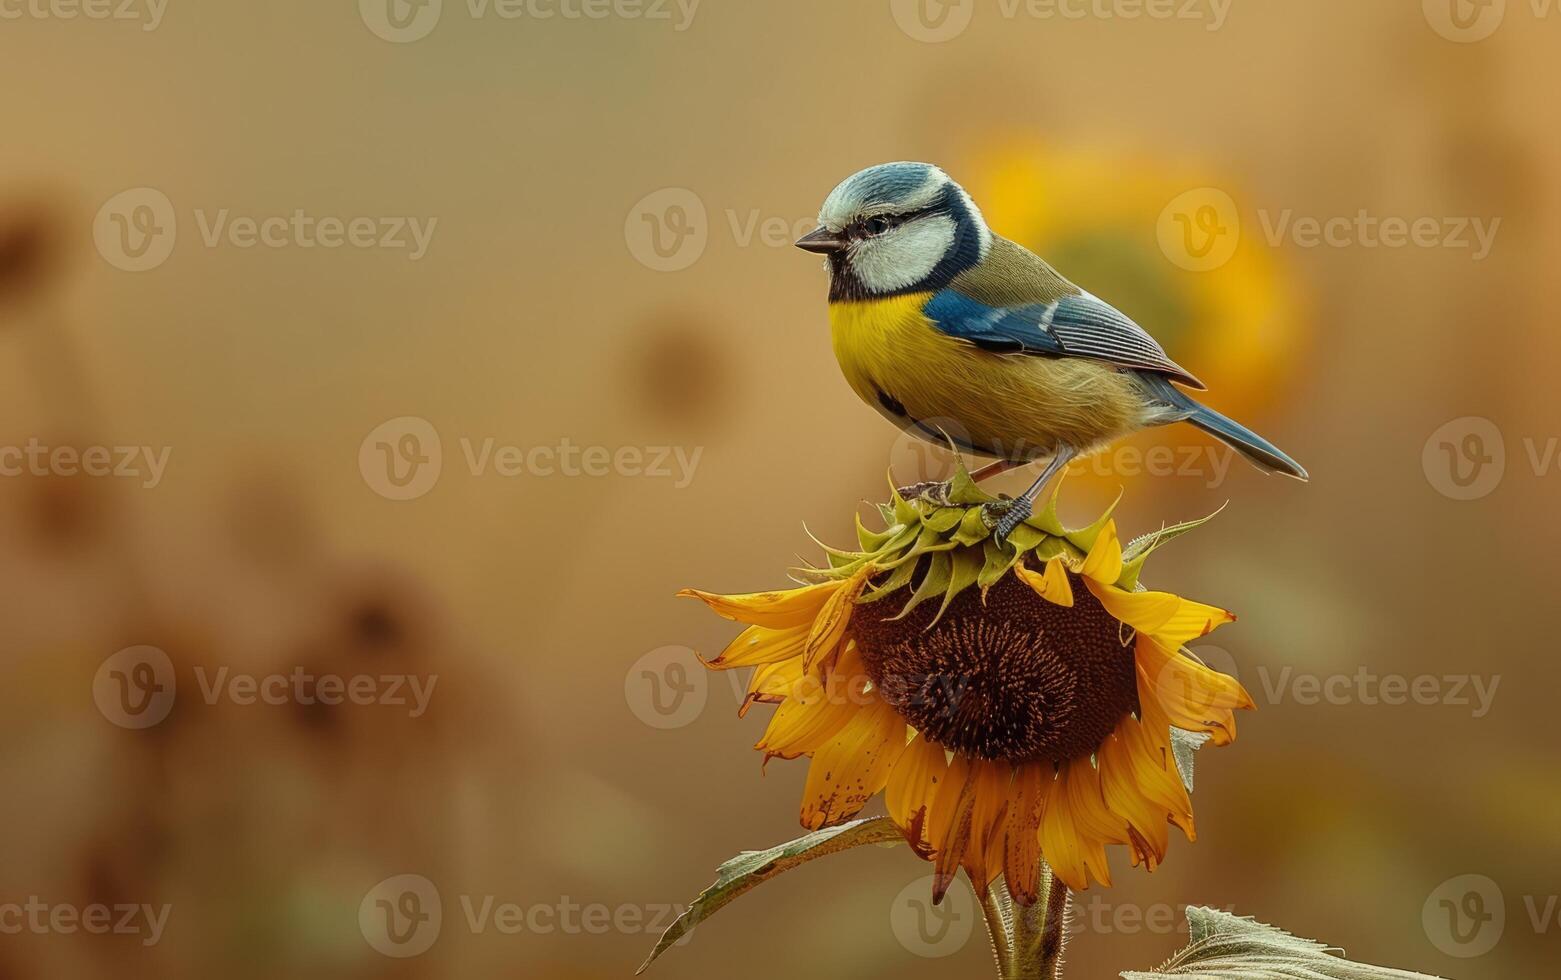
[984,497,1033,543]
[895,479,954,507]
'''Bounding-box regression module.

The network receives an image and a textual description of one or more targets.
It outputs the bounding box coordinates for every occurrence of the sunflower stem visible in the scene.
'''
[977,876,1014,977]
[1008,865,1070,979]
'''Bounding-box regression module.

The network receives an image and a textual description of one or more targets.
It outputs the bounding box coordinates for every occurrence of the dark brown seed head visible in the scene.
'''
[850,560,1139,763]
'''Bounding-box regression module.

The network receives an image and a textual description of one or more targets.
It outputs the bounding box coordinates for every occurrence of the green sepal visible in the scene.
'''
[859,555,920,603]
[856,511,901,552]
[892,550,951,620]
[1119,504,1226,590]
[921,505,967,534]
[932,545,985,624]
[952,505,992,546]
[978,537,1020,590]
[1002,522,1047,552]
[947,457,998,505]
[1062,487,1123,555]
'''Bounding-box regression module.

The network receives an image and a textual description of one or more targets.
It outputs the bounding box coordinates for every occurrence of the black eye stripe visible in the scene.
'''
[852,204,945,237]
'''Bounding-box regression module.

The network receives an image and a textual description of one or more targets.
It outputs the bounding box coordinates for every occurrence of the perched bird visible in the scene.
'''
[795,161,1307,538]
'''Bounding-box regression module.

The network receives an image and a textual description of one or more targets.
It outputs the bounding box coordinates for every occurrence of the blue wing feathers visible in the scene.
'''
[923,287,1205,389]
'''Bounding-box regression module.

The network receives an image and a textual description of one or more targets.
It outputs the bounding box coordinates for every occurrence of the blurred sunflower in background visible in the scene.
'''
[680,469,1253,899]
[964,141,1307,484]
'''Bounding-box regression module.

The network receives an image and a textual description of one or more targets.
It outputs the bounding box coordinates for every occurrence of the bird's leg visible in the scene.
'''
[985,443,1077,542]
[969,458,1026,483]
[896,459,1025,506]
[893,479,954,506]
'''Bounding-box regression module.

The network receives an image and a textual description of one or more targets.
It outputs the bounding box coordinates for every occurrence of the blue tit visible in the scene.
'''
[794,161,1307,539]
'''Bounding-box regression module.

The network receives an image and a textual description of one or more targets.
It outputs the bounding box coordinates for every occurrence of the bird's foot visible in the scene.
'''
[895,479,954,507]
[983,497,1033,543]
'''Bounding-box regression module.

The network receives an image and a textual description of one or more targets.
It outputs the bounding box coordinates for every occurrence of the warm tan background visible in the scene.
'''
[2,2,1558,978]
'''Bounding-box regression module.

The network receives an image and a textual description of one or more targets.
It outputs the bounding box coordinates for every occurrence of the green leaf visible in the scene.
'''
[1122,907,1447,980]
[637,817,905,974]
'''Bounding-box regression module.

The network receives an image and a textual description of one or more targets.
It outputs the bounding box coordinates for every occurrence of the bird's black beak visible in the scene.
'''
[794,226,847,254]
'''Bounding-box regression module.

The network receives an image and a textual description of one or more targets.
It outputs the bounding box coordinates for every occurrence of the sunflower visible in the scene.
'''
[679,467,1253,901]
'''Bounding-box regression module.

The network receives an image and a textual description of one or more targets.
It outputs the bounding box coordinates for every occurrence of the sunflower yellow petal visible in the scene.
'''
[1086,579,1235,647]
[1079,519,1123,585]
[803,563,875,675]
[1135,634,1253,746]
[1097,724,1171,870]
[928,755,978,904]
[885,733,949,851]
[740,658,805,718]
[753,645,869,759]
[1015,557,1074,606]
[705,623,808,670]
[966,760,1013,890]
[799,699,906,830]
[1041,759,1119,889]
[678,580,841,629]
[1003,763,1046,906]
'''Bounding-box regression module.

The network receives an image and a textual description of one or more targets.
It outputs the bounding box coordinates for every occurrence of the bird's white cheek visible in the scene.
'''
[849,216,956,294]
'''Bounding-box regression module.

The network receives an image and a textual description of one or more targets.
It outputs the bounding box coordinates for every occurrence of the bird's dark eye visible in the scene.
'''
[864,216,895,236]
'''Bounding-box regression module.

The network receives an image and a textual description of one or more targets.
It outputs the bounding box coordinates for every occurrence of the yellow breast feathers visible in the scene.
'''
[827,294,1151,459]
